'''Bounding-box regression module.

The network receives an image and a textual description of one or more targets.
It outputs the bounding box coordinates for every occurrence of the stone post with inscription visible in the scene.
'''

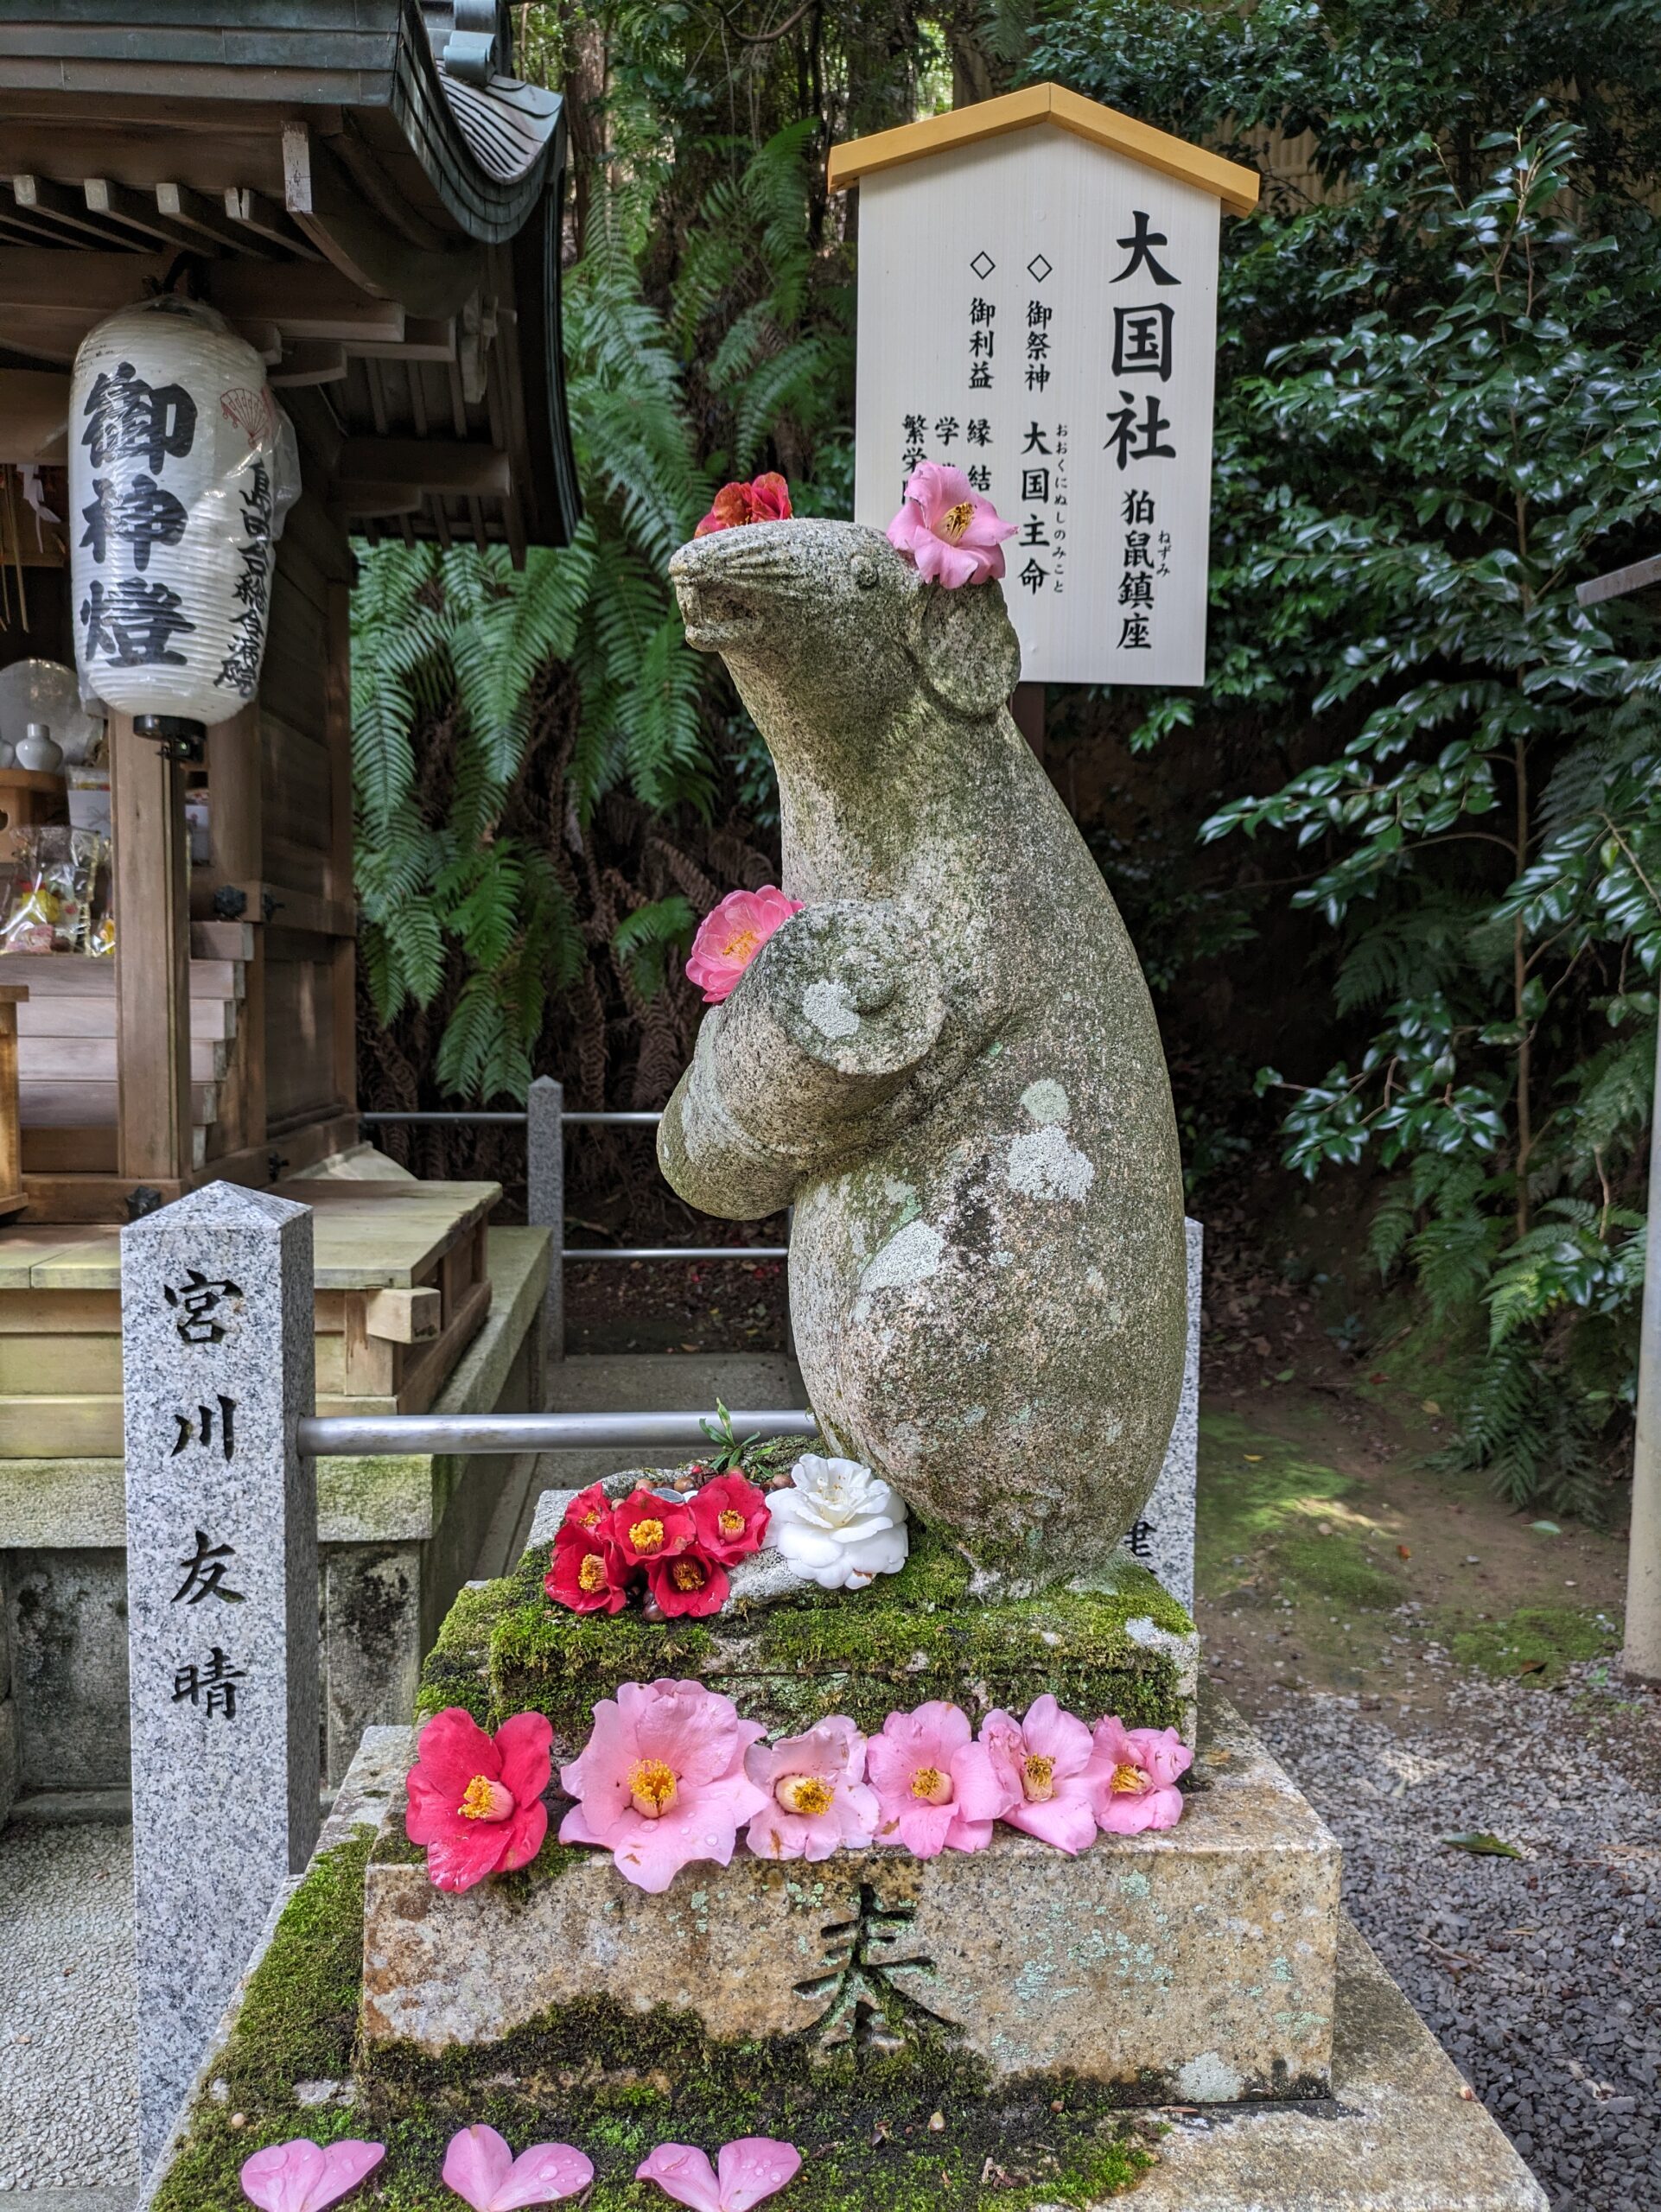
[121,1182,319,2176]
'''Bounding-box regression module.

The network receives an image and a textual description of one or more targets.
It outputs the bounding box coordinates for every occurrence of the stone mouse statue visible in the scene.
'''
[659,518,1186,1592]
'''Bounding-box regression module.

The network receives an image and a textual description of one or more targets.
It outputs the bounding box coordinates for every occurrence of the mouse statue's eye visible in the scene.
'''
[850,555,879,590]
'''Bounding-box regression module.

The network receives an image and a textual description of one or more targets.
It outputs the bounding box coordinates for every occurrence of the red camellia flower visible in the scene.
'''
[690,1472,769,1565]
[404,1707,552,1891]
[693,471,792,538]
[611,1486,696,1570]
[546,1521,628,1615]
[563,1483,613,1537]
[646,1547,729,1619]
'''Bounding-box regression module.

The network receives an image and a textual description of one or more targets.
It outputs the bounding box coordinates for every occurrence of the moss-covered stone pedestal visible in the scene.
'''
[418,1461,1200,1764]
[144,1724,1546,2212]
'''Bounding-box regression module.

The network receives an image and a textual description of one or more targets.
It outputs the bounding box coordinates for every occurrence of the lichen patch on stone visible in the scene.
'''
[1019,1077,1071,1125]
[1006,1124,1095,1204]
[860,1216,946,1294]
[803,977,862,1039]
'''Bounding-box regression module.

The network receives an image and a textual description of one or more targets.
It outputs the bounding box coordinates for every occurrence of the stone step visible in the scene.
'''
[361,1700,1338,2100]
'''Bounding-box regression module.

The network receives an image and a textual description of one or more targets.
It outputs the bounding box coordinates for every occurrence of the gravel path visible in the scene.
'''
[1255,1663,1661,2212]
[0,1822,137,2190]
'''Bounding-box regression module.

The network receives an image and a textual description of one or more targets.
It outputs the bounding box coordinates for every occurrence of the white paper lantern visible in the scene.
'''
[69,296,297,741]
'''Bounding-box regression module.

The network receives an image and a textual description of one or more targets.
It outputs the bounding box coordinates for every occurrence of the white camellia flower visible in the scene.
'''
[766,1453,908,1590]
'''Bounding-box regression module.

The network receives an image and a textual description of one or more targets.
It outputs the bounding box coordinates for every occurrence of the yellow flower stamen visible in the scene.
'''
[459,1773,512,1822]
[721,926,761,965]
[628,1516,666,1555]
[1111,1762,1149,1796]
[577,1554,608,1594]
[910,1764,952,1805]
[776,1773,835,1818]
[670,1557,708,1592]
[1022,1753,1056,1803]
[718,1508,746,1538]
[628,1758,678,1819]
[939,499,975,543]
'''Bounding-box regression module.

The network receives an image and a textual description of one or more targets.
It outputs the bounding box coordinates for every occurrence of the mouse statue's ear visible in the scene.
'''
[905,577,1022,718]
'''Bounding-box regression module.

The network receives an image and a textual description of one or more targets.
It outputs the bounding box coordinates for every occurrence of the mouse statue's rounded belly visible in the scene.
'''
[659,517,1186,1592]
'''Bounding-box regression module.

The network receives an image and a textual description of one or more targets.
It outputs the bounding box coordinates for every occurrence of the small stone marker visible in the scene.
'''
[1117,1217,1201,1610]
[526,1074,564,1365]
[122,1182,319,2176]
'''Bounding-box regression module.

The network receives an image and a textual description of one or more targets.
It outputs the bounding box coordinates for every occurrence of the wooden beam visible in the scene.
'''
[111,718,194,1187]
[347,317,459,364]
[0,370,69,465]
[270,340,348,390]
[325,578,358,1120]
[334,437,510,499]
[223,187,318,261]
[0,251,404,346]
[84,175,199,252]
[156,181,277,258]
[11,175,135,251]
[1577,552,1661,608]
[282,121,483,321]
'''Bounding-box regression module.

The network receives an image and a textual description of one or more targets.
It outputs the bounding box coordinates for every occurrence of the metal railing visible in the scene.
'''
[297,1407,818,1458]
[358,1077,789,1362]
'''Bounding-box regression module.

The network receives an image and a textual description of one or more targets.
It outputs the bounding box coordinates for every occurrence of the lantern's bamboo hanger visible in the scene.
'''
[827,81,1262,217]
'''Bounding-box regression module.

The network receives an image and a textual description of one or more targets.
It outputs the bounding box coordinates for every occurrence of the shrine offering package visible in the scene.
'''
[0,826,108,954]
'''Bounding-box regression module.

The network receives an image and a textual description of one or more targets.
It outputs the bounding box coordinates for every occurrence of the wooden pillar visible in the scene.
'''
[111,715,193,1189]
[199,703,266,1161]
[325,576,357,1116]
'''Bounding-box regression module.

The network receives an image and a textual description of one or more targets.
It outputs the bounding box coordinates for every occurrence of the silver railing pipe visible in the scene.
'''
[296,1408,818,1459]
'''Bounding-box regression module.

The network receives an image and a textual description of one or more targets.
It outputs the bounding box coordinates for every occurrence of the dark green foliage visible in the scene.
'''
[1027,0,1661,1513]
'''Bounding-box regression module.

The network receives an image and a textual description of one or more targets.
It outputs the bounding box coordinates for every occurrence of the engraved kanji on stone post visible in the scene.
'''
[122,1183,318,2176]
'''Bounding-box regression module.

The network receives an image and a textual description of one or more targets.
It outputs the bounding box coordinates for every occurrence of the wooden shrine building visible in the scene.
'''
[0,2,579,1815]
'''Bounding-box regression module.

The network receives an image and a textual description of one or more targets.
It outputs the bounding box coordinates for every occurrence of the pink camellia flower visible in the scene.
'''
[404,1707,552,1891]
[694,473,793,537]
[241,2140,385,2212]
[865,1700,1016,1859]
[637,2139,803,2212]
[690,1471,770,1565]
[743,1715,880,1863]
[1091,1715,1193,1835]
[685,886,803,1006]
[978,1694,1103,1856]
[558,1678,768,1893]
[442,2125,593,2211]
[886,461,1017,589]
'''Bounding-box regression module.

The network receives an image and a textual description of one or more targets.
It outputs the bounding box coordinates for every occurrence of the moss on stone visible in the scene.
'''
[413,1578,506,1726]
[154,1823,1158,2212]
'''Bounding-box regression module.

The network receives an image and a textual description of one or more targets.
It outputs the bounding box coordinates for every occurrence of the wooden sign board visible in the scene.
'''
[837,89,1257,688]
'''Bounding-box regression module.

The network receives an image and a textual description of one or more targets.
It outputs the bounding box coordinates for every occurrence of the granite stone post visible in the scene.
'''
[1117,1218,1201,1610]
[527,1075,564,1369]
[122,1183,319,2177]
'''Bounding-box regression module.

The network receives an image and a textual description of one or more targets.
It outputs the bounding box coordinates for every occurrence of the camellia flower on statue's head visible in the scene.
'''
[685,885,803,1006]
[442,2126,593,2212]
[404,1707,552,1891]
[865,1699,1016,1859]
[558,1677,768,1893]
[693,472,792,538]
[886,460,1017,589]
[743,1714,880,1863]
[977,1694,1102,1856]
[636,2138,803,2212]
[765,1453,907,1590]
[240,2140,385,2212]
[1090,1714,1192,1835]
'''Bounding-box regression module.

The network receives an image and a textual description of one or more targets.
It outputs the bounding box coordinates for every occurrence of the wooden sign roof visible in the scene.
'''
[827,82,1262,218]
[0,0,581,556]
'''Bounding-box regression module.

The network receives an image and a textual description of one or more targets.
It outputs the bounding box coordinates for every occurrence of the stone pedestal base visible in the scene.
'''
[363,1701,1338,2100]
